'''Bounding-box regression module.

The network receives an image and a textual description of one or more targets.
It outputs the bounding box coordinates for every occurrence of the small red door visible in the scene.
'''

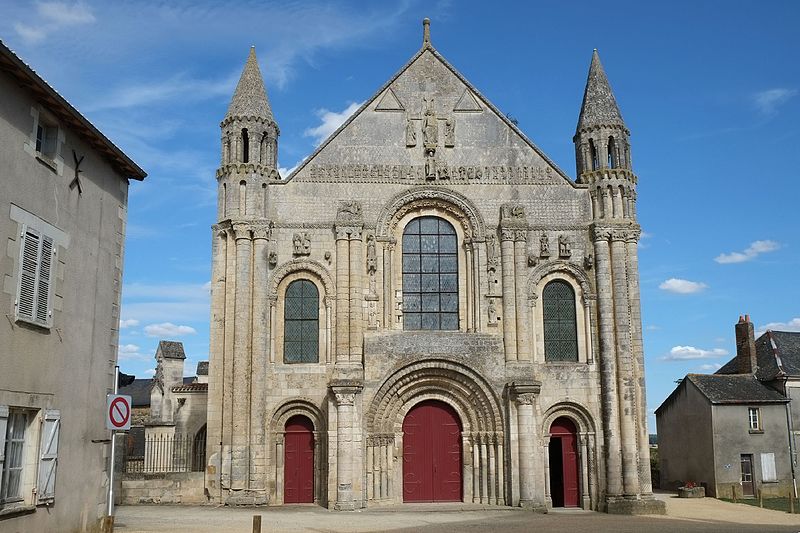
[284,415,314,503]
[403,400,462,502]
[550,417,579,507]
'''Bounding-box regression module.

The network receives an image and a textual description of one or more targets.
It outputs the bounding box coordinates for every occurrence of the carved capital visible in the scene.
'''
[500,228,515,242]
[251,221,273,240]
[330,380,363,407]
[232,222,251,241]
[590,225,613,242]
[509,380,541,405]
[516,393,536,405]
[514,229,528,242]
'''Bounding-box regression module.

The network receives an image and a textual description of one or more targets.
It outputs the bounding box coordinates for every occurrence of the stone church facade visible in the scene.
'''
[205,20,663,514]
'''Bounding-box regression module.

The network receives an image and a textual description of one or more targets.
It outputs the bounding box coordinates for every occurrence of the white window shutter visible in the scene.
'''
[35,235,54,326]
[17,228,40,322]
[761,452,777,482]
[37,409,60,504]
[0,405,8,496]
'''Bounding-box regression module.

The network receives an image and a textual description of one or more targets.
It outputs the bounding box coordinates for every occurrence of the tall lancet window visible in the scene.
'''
[284,280,319,363]
[402,216,458,331]
[241,128,249,163]
[589,139,599,171]
[607,136,617,168]
[543,280,578,362]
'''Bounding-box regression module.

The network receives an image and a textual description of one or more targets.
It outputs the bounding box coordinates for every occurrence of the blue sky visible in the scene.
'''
[2,1,798,431]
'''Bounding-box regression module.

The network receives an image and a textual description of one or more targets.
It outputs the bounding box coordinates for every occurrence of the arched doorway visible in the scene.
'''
[549,417,579,507]
[284,415,314,503]
[402,400,462,502]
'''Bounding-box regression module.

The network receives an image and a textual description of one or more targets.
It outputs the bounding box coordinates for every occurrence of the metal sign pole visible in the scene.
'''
[107,365,119,518]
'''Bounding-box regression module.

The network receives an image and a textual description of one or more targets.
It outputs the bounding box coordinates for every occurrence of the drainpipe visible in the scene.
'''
[782,376,798,498]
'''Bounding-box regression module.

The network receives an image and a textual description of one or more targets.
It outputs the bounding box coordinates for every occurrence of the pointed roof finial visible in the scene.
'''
[422,18,431,47]
[577,49,625,131]
[226,47,274,122]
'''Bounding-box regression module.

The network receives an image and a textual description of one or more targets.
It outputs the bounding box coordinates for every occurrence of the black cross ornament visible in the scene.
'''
[70,149,84,194]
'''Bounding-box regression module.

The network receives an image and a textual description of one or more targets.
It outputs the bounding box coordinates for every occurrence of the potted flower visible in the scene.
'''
[678,481,705,498]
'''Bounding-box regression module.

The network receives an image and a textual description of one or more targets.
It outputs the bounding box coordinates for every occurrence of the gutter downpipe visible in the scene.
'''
[782,376,798,498]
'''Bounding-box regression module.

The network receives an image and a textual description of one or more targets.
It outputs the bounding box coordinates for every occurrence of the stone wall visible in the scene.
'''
[118,473,206,505]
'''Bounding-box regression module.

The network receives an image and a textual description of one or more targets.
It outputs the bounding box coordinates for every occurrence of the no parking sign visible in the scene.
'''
[106,394,132,430]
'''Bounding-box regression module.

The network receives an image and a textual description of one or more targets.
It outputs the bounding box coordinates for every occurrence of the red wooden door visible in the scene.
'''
[284,415,314,503]
[403,400,462,502]
[550,417,579,507]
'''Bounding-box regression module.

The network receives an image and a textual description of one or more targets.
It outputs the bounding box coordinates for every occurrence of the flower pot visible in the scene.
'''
[678,486,705,498]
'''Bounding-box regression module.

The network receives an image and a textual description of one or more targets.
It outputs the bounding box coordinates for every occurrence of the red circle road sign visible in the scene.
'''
[108,396,130,429]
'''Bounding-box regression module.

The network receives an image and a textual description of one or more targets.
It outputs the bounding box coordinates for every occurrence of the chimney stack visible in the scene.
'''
[735,314,757,374]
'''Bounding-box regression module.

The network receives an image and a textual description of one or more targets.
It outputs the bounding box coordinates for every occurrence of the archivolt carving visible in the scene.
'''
[366,359,502,434]
[540,400,596,436]
[270,397,326,433]
[526,260,594,302]
[376,186,485,240]
[267,258,335,301]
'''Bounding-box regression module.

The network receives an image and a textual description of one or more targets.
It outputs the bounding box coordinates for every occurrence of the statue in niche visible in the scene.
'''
[540,233,550,258]
[405,114,416,147]
[437,165,450,180]
[293,232,311,256]
[424,149,437,180]
[366,233,377,274]
[486,233,500,265]
[488,297,498,326]
[444,116,455,147]
[422,97,438,147]
[559,235,571,258]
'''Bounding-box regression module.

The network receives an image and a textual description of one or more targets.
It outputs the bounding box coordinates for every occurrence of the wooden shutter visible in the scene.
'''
[0,405,7,496]
[17,228,40,322]
[35,235,54,326]
[37,409,60,504]
[761,452,777,482]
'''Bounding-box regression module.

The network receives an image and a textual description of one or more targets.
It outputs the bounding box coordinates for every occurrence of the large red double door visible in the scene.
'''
[549,417,580,507]
[402,400,463,502]
[284,415,314,503]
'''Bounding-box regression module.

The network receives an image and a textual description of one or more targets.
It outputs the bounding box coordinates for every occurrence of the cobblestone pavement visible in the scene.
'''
[114,494,800,533]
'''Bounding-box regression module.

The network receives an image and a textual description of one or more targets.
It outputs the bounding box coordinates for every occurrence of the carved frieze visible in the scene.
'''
[539,233,550,258]
[558,235,571,258]
[305,163,556,183]
[292,232,311,256]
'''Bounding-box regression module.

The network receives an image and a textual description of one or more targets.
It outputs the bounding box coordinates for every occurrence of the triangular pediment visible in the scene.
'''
[289,46,572,185]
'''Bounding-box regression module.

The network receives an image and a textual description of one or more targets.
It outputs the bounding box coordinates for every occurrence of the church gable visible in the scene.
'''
[290,47,571,185]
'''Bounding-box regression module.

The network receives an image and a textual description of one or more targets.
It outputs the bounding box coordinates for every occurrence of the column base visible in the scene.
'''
[225,490,268,506]
[519,500,548,513]
[334,501,357,511]
[605,496,665,515]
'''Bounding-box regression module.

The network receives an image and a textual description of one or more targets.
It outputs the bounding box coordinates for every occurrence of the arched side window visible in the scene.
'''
[543,280,578,362]
[241,128,249,163]
[589,139,599,171]
[607,136,616,168]
[402,216,458,330]
[284,280,319,363]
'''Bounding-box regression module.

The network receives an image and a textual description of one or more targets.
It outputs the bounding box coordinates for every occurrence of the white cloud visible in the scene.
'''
[14,1,96,43]
[13,23,46,43]
[143,322,197,338]
[303,101,363,146]
[659,278,708,294]
[119,318,140,329]
[121,282,210,323]
[662,346,729,361]
[645,325,661,331]
[757,317,800,335]
[697,363,723,371]
[715,240,780,264]
[118,343,149,362]
[754,88,798,116]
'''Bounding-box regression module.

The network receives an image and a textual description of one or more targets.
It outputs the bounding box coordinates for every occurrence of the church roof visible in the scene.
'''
[157,340,186,360]
[576,50,625,131]
[225,47,274,122]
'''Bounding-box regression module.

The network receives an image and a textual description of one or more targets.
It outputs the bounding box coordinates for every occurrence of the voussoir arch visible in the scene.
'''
[526,260,594,302]
[267,258,335,301]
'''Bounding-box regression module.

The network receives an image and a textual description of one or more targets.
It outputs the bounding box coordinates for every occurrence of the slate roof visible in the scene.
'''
[687,373,787,405]
[118,377,195,407]
[0,40,146,180]
[576,50,625,131]
[225,47,274,122]
[717,330,800,381]
[196,361,209,376]
[157,340,186,360]
[171,382,208,393]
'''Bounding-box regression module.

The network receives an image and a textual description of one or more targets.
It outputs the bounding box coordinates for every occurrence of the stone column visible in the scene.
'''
[512,381,543,510]
[349,231,364,361]
[514,233,530,361]
[335,229,350,362]
[592,228,622,497]
[471,240,482,332]
[496,436,505,505]
[275,434,284,503]
[580,434,591,509]
[542,436,551,509]
[500,229,517,361]
[207,225,228,469]
[382,241,394,330]
[231,222,252,490]
[480,434,489,503]
[472,435,480,503]
[464,243,474,331]
[332,382,362,510]
[249,223,270,493]
[610,233,639,497]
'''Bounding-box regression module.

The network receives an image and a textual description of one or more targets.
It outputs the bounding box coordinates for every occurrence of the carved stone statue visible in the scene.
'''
[486,233,499,265]
[488,297,498,325]
[424,149,437,180]
[444,116,455,147]
[422,97,438,147]
[559,235,571,258]
[268,250,278,267]
[337,201,362,221]
[366,233,377,274]
[540,233,550,258]
[405,114,416,147]
[293,232,311,256]
[584,252,594,269]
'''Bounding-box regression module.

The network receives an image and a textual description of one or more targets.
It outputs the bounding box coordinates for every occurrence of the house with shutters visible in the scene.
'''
[204,19,662,514]
[0,40,145,531]
[656,316,795,498]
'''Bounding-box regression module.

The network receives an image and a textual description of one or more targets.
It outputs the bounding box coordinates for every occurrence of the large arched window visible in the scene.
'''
[543,280,578,362]
[402,216,458,330]
[284,280,319,363]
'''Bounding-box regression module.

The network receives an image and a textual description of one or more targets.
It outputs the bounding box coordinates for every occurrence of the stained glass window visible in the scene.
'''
[543,280,578,362]
[284,280,319,363]
[402,216,458,330]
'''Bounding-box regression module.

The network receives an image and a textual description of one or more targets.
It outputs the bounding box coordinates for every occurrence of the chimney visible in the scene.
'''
[735,315,757,374]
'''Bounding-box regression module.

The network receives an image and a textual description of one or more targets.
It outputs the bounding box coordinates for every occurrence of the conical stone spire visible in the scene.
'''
[226,47,273,121]
[576,50,624,131]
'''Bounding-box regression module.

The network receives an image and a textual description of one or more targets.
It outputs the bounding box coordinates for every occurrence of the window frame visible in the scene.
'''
[24,106,64,174]
[0,406,48,511]
[276,273,325,365]
[533,272,590,364]
[283,279,320,364]
[15,225,56,329]
[748,407,762,432]
[541,279,579,362]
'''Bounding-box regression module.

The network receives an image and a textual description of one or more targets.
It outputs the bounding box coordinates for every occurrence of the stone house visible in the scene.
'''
[205,20,662,514]
[0,40,145,531]
[657,316,796,498]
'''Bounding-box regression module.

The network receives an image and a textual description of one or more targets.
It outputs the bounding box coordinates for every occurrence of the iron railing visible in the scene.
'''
[122,432,206,474]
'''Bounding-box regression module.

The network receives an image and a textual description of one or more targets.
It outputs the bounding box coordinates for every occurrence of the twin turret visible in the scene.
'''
[573,50,637,222]
[217,47,279,221]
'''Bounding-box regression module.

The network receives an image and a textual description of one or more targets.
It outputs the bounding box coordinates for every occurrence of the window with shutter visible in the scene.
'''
[761,452,777,482]
[16,227,55,328]
[0,406,7,499]
[0,409,27,504]
[36,409,60,504]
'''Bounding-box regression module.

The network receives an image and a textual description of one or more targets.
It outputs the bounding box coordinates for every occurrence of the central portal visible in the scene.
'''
[402,400,462,502]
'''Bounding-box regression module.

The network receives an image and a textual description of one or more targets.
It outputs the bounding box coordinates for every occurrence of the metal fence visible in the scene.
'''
[122,431,206,473]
